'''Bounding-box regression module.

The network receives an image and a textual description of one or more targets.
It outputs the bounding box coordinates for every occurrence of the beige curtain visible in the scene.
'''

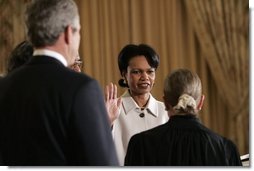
[0,0,27,75]
[185,0,249,154]
[77,0,204,96]
[0,0,248,155]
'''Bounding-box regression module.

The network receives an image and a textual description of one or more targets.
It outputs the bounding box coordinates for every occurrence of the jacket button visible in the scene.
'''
[139,113,145,118]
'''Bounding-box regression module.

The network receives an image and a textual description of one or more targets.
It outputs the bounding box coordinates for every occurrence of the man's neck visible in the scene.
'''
[33,48,68,67]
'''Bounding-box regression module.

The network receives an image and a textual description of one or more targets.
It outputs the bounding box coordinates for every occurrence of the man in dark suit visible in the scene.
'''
[0,0,118,166]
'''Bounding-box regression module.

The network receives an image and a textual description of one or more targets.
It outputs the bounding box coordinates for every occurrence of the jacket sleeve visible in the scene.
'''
[68,79,119,166]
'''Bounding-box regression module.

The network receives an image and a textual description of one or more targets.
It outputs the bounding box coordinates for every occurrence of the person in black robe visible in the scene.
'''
[124,69,242,166]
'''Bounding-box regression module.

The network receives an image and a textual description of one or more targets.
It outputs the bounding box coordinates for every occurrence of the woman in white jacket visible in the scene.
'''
[105,44,169,166]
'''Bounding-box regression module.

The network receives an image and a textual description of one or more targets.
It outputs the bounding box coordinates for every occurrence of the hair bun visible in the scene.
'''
[118,79,128,88]
[173,94,196,112]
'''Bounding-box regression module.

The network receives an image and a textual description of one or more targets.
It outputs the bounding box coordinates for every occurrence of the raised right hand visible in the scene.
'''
[105,83,122,126]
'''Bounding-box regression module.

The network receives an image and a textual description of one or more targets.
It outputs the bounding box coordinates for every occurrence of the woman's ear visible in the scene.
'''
[122,72,128,84]
[197,95,205,110]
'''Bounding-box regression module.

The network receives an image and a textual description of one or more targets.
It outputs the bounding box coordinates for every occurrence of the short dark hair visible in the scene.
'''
[7,41,33,73]
[118,44,160,87]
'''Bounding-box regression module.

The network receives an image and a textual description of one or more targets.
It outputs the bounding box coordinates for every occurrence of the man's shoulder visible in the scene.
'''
[57,71,99,93]
[66,70,97,84]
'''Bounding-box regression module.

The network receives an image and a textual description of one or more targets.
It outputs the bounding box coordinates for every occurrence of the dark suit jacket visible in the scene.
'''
[125,114,242,166]
[0,56,118,166]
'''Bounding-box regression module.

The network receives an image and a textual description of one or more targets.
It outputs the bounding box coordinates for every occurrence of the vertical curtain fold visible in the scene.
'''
[184,0,249,153]
[0,0,28,75]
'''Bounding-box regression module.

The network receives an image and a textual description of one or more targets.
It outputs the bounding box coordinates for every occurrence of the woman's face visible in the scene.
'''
[124,55,156,96]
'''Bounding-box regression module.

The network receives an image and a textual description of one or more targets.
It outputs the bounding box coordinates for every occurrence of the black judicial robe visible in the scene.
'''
[125,114,242,166]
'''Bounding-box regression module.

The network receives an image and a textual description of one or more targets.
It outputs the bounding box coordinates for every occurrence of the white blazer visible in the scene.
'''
[112,91,169,166]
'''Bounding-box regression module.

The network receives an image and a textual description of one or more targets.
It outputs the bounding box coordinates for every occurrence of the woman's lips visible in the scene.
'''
[138,83,150,88]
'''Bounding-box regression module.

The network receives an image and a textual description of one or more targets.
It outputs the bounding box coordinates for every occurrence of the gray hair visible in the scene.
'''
[25,0,79,47]
[164,69,202,114]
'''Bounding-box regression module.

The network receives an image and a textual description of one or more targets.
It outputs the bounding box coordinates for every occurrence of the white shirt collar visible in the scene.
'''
[121,90,159,117]
[33,49,68,67]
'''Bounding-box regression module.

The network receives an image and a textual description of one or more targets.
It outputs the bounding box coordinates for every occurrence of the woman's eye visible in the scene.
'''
[131,70,141,74]
[147,70,155,75]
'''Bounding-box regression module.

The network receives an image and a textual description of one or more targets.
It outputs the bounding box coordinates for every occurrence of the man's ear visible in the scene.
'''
[197,95,205,110]
[64,25,73,44]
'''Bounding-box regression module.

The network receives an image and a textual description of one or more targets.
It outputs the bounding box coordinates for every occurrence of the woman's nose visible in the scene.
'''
[140,72,149,80]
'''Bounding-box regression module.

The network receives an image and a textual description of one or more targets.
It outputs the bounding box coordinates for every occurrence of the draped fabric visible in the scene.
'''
[0,0,249,155]
[184,0,249,153]
[0,0,27,76]
[77,0,208,100]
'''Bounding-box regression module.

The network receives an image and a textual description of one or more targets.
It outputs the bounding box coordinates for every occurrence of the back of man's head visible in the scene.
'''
[25,0,79,48]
